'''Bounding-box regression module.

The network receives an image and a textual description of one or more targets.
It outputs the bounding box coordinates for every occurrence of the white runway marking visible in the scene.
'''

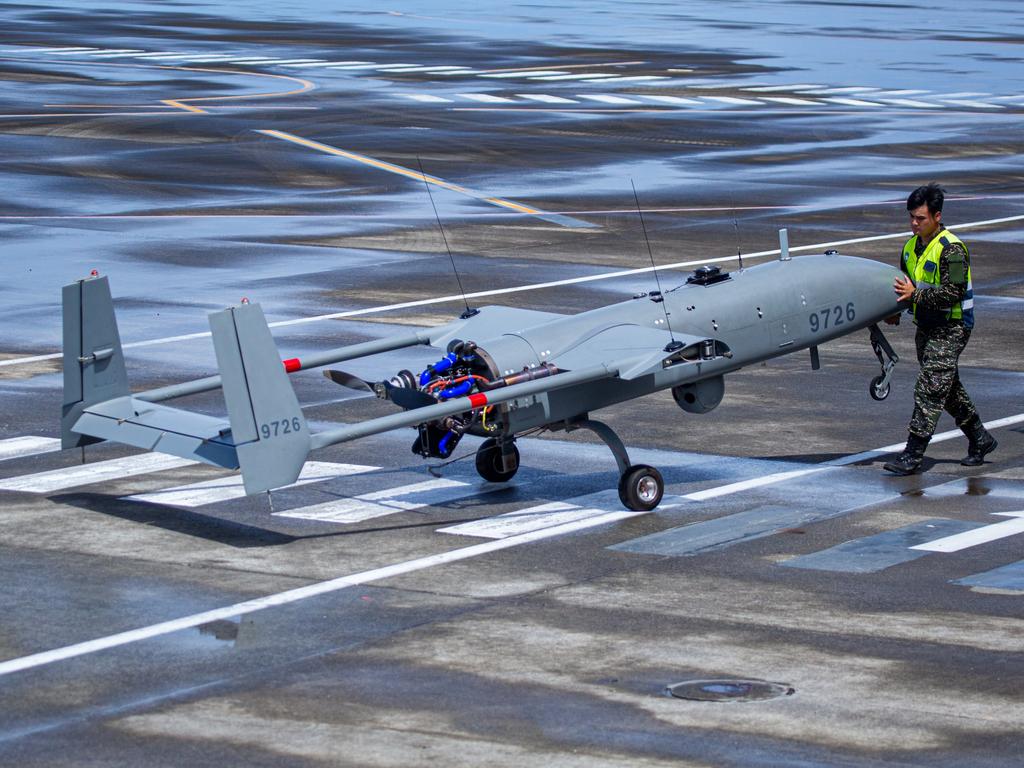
[480,70,566,78]
[531,72,618,81]
[439,496,638,539]
[275,478,506,523]
[0,454,197,494]
[743,83,823,92]
[825,97,883,107]
[459,93,516,103]
[582,75,668,83]
[404,94,453,103]
[940,100,1003,109]
[2,412,1022,677]
[911,513,1024,553]
[578,94,641,104]
[704,96,763,105]
[760,96,821,105]
[288,60,370,68]
[878,98,941,108]
[0,436,61,462]
[517,94,578,104]
[6,214,1024,370]
[641,95,702,105]
[122,462,376,508]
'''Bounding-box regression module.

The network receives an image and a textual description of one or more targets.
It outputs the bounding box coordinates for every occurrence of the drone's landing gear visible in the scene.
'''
[564,418,664,511]
[475,437,520,483]
[868,324,899,401]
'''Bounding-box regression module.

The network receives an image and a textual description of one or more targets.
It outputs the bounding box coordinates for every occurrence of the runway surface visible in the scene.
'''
[1,2,1023,766]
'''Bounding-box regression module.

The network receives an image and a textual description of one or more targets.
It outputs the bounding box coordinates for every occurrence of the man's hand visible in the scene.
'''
[884,313,901,325]
[894,275,915,303]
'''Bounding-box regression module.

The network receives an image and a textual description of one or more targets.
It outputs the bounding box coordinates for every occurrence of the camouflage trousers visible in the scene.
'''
[909,323,977,439]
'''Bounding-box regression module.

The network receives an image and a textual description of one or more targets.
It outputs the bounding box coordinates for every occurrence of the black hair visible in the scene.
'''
[907,183,945,215]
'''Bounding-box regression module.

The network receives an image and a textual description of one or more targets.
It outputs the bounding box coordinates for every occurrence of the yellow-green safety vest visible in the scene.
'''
[901,229,974,328]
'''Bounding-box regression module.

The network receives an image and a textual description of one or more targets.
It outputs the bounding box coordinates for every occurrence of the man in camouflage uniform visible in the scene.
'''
[883,183,997,475]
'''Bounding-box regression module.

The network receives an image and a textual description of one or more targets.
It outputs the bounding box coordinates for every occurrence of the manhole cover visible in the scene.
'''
[666,679,794,702]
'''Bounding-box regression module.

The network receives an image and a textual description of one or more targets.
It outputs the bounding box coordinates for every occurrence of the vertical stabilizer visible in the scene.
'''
[61,275,130,448]
[209,302,310,494]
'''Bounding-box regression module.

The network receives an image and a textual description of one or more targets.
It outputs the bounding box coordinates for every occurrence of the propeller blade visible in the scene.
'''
[323,369,374,394]
[389,386,437,410]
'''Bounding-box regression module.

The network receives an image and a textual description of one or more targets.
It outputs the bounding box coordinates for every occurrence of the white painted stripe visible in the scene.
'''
[141,53,215,60]
[878,98,941,108]
[911,513,1024,553]
[577,94,641,105]
[704,96,763,105]
[928,92,990,98]
[992,95,1024,101]
[438,70,482,76]
[531,72,618,81]
[3,412,1024,676]
[86,51,161,59]
[8,214,1024,370]
[0,454,197,493]
[760,96,820,106]
[940,100,1003,110]
[743,84,823,92]
[517,94,578,104]
[825,97,883,107]
[286,60,370,68]
[403,94,453,103]
[6,47,98,53]
[0,507,650,678]
[0,436,61,462]
[480,70,566,78]
[262,60,325,66]
[275,478,506,523]
[123,462,376,507]
[400,66,473,73]
[803,86,878,95]
[56,49,138,56]
[582,75,669,83]
[323,63,385,69]
[641,95,702,106]
[114,51,187,58]
[872,89,928,96]
[371,63,419,70]
[459,93,516,103]
[439,499,635,539]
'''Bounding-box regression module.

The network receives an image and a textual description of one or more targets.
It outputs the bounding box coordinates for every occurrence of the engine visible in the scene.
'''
[380,339,557,459]
[671,375,725,414]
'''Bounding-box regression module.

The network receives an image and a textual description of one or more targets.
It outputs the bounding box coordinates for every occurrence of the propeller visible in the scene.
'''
[323,369,437,410]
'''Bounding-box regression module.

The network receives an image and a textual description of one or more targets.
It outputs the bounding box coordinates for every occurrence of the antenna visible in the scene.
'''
[631,180,682,353]
[416,156,477,319]
[732,215,744,270]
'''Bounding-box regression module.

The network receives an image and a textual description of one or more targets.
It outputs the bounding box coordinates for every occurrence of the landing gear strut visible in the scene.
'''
[562,417,665,511]
[868,324,899,401]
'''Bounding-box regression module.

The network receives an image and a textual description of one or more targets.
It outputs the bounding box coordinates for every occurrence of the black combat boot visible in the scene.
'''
[883,433,930,475]
[960,416,997,466]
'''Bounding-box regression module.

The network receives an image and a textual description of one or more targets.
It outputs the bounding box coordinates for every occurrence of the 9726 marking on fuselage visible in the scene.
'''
[810,302,856,333]
[260,417,302,439]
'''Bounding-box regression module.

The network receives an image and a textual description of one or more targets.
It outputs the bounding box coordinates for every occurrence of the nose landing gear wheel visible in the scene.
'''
[475,438,520,482]
[618,464,664,511]
[869,374,890,401]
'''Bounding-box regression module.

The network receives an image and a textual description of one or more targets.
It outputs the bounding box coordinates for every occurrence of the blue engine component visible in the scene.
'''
[438,380,474,400]
[419,352,458,387]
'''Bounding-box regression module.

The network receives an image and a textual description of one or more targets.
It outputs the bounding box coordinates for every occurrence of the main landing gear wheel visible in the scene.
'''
[618,464,664,511]
[475,438,520,482]
[869,374,890,401]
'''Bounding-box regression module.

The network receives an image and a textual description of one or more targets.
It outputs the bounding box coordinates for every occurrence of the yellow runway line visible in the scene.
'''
[254,129,591,225]
[161,99,207,114]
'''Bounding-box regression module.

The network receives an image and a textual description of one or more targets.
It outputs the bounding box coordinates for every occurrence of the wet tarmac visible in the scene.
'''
[1,2,1023,766]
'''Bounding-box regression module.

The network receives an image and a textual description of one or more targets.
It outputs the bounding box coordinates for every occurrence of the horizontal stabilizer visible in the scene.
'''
[73,396,239,469]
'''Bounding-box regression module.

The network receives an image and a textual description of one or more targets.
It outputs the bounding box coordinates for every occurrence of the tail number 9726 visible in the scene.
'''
[260,417,302,439]
[810,302,856,333]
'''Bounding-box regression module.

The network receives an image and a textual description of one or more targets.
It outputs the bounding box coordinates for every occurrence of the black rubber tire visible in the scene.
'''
[617,464,664,511]
[869,375,890,401]
[475,438,520,482]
